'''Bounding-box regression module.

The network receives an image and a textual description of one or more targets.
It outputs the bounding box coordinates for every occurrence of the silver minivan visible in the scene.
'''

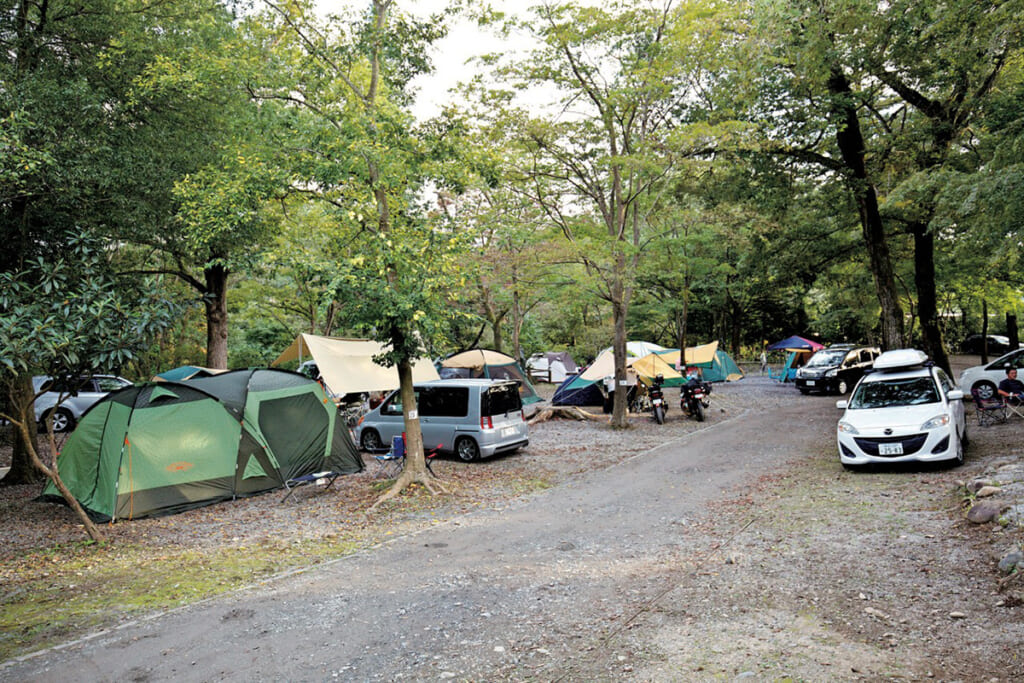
[354,379,529,461]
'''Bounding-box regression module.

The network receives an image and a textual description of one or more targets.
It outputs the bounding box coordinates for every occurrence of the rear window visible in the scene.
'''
[482,383,522,417]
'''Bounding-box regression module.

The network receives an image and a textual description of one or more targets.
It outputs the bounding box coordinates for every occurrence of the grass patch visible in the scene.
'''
[0,535,361,660]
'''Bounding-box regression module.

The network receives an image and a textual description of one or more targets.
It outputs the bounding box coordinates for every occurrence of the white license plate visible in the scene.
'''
[652,398,663,405]
[879,442,904,455]
[501,426,517,437]
[806,380,816,386]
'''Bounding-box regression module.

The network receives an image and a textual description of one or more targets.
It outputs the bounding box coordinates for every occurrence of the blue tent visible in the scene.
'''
[551,374,604,406]
[766,335,823,352]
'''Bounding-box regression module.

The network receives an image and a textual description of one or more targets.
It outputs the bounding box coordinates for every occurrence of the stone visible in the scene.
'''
[975,486,1002,498]
[998,551,1024,574]
[966,501,1006,524]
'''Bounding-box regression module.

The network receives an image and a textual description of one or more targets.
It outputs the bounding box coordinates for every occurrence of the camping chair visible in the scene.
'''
[373,434,443,478]
[281,470,343,503]
[972,387,1008,426]
[374,435,406,478]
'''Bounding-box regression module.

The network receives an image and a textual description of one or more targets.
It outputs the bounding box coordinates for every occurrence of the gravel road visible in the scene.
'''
[3,373,1022,681]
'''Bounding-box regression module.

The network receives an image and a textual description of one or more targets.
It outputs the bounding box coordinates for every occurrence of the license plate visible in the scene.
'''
[806,380,816,386]
[501,426,517,437]
[693,392,703,399]
[652,398,663,405]
[879,442,904,455]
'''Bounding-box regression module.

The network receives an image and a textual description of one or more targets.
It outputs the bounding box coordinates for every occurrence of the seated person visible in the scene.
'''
[997,367,1024,404]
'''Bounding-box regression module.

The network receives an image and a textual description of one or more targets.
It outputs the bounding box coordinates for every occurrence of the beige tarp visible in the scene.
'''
[441,349,517,369]
[656,341,720,369]
[630,353,684,383]
[272,333,439,395]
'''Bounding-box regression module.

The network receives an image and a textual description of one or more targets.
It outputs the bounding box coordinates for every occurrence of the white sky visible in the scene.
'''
[315,0,535,119]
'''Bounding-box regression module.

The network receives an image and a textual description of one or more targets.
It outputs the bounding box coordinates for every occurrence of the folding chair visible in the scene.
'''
[374,435,406,478]
[972,387,1008,426]
[281,470,342,503]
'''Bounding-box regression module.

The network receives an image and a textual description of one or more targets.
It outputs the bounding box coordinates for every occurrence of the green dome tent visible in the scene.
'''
[41,369,362,522]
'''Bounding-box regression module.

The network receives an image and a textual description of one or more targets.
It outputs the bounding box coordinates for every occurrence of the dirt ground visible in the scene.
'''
[1,357,1023,680]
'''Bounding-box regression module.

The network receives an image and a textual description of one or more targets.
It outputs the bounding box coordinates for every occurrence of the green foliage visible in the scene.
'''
[0,235,176,380]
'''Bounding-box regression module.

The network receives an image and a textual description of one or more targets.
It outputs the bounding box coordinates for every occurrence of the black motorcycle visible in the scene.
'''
[680,377,711,422]
[649,375,667,424]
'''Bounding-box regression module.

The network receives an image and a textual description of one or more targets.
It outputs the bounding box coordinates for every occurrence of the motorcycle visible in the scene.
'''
[649,375,667,424]
[680,378,711,422]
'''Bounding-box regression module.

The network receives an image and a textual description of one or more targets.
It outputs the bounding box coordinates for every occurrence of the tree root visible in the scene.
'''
[369,467,448,511]
[528,406,605,424]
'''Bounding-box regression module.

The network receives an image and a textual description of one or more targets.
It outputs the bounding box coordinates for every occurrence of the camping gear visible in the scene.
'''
[526,351,579,383]
[438,349,542,405]
[657,342,744,383]
[551,373,605,406]
[765,337,822,382]
[272,334,439,398]
[41,368,363,522]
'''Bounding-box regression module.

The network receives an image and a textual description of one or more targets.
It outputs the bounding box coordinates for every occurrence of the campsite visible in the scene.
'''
[2,370,1023,680]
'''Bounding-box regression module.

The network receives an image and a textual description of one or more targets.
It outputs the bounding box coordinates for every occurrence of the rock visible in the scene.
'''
[967,479,994,494]
[998,551,1024,574]
[966,501,1007,524]
[949,611,967,619]
[975,486,1002,498]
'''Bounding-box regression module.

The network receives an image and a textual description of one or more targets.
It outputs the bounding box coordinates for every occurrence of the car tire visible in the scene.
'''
[841,462,862,472]
[455,437,480,462]
[49,408,75,433]
[798,387,809,395]
[971,381,997,401]
[360,429,383,452]
[837,379,849,395]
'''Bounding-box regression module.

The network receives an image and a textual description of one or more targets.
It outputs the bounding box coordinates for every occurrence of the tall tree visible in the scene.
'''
[478,0,733,427]
[249,0,473,503]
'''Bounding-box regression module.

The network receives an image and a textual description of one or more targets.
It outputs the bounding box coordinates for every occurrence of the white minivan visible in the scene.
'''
[354,379,529,462]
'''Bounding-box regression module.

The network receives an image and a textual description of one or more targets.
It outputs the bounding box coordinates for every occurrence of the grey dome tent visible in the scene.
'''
[41,368,362,522]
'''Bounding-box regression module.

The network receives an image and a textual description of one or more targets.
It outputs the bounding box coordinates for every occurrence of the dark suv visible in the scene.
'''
[795,345,880,395]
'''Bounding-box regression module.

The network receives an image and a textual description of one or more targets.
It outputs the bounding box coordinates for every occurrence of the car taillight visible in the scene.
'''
[481,415,493,429]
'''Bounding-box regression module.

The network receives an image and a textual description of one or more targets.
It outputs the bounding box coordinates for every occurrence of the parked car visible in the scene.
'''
[836,349,966,470]
[34,374,133,433]
[960,334,1019,356]
[354,379,528,462]
[795,344,881,395]
[958,347,1024,400]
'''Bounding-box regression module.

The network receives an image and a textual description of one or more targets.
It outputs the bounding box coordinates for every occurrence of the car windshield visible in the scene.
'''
[806,349,846,367]
[849,376,940,409]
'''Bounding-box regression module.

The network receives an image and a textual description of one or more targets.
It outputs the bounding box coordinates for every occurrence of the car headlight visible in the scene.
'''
[796,369,805,378]
[825,368,837,378]
[838,421,859,435]
[921,414,951,430]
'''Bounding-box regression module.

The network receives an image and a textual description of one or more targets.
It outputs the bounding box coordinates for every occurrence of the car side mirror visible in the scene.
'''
[947,389,964,401]
[836,400,848,410]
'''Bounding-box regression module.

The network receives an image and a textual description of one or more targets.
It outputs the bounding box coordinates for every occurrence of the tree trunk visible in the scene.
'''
[204,263,229,369]
[2,376,44,486]
[912,225,950,374]
[1007,313,1019,351]
[827,68,904,350]
[610,273,630,429]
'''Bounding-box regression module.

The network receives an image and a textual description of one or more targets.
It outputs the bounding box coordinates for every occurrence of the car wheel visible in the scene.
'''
[841,462,862,472]
[360,429,383,452]
[798,387,809,395]
[50,408,75,433]
[455,437,480,462]
[971,381,997,401]
[837,379,849,395]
